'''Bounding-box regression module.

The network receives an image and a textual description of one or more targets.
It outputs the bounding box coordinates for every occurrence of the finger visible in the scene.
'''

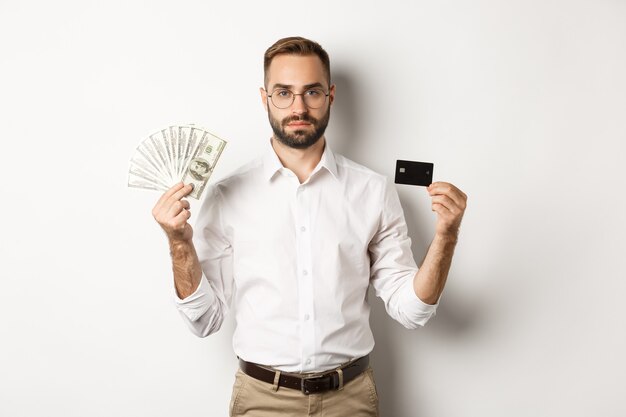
[431,202,452,215]
[431,194,461,214]
[157,182,185,206]
[172,208,192,225]
[432,203,455,226]
[428,182,458,196]
[153,182,185,215]
[165,205,191,226]
[165,199,187,219]
[428,182,467,209]
[169,198,191,216]
[167,183,194,204]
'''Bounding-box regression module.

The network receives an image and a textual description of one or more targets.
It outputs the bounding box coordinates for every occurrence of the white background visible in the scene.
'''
[1,1,625,416]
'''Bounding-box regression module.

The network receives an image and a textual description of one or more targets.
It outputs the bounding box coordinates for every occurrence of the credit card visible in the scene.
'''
[394,160,434,186]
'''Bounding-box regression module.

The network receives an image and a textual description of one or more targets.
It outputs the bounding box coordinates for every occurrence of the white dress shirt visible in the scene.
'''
[175,141,438,372]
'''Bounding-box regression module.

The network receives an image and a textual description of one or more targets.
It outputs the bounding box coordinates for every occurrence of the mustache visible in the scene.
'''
[282,115,317,125]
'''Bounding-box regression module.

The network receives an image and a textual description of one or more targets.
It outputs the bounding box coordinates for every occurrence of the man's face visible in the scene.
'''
[261,54,335,149]
[191,161,207,174]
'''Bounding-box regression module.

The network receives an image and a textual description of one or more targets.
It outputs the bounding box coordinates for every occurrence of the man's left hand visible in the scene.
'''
[427,182,467,239]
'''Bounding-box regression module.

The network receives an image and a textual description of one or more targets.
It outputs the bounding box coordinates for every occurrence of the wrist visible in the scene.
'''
[433,231,459,245]
[168,237,193,253]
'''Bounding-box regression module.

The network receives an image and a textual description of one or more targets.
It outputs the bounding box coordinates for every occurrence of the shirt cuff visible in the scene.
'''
[172,276,215,322]
[398,278,439,325]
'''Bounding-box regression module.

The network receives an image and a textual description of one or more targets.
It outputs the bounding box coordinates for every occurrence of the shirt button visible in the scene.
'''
[300,226,306,232]
[302,270,308,276]
[304,314,310,321]
[306,358,311,365]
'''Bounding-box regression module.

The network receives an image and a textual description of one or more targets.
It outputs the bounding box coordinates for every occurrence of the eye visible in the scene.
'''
[305,89,322,97]
[274,89,292,98]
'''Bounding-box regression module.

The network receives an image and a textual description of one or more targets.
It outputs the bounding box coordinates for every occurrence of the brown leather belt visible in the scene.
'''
[239,355,369,395]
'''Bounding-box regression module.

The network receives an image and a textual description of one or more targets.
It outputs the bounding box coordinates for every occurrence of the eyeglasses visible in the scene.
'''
[267,88,330,109]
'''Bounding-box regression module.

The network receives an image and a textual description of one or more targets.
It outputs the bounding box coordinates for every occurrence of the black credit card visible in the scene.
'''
[394,160,434,186]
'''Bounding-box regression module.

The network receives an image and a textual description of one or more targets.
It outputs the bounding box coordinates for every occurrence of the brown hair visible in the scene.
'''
[264,36,331,87]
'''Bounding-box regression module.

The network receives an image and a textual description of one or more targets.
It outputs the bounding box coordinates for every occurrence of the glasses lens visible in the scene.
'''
[271,89,293,109]
[269,88,328,109]
[302,89,327,109]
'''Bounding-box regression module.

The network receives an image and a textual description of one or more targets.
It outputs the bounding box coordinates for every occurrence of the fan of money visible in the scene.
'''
[127,124,226,199]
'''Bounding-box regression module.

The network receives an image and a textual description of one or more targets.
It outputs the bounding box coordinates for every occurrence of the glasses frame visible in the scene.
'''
[266,87,330,109]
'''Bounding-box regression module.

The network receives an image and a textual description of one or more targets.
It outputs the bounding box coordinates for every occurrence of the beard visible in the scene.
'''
[268,107,330,150]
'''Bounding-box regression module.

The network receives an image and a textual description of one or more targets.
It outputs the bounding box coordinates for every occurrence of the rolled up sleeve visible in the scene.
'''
[173,275,215,322]
[173,184,233,337]
[369,179,438,329]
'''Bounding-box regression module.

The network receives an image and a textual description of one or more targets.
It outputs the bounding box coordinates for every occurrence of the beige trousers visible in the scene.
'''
[229,367,379,417]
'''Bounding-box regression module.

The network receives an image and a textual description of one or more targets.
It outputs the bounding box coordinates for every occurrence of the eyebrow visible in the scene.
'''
[271,82,326,90]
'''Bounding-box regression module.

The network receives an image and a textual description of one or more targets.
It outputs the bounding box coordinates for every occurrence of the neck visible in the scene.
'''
[271,136,326,183]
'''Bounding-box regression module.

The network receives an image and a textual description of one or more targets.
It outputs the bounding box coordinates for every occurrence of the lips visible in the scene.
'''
[283,115,316,130]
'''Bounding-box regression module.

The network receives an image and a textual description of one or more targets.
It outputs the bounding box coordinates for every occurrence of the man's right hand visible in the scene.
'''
[152,182,195,242]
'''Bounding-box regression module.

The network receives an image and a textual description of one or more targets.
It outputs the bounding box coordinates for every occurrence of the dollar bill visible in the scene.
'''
[128,124,226,198]
[181,133,226,199]
[127,175,168,191]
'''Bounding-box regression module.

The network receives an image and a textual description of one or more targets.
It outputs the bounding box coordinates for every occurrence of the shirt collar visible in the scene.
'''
[262,139,339,182]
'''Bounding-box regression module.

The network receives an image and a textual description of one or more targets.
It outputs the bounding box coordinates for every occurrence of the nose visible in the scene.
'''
[291,94,308,115]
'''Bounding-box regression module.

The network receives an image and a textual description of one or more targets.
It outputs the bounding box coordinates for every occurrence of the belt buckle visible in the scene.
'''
[300,373,338,395]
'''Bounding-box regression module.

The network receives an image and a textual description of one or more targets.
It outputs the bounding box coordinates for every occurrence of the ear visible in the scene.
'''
[260,87,268,112]
[328,84,336,106]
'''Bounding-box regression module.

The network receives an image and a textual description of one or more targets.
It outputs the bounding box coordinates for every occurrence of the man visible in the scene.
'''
[152,36,467,417]
[188,158,211,181]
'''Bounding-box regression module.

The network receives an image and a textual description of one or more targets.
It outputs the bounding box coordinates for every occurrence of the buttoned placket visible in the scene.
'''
[294,181,316,371]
